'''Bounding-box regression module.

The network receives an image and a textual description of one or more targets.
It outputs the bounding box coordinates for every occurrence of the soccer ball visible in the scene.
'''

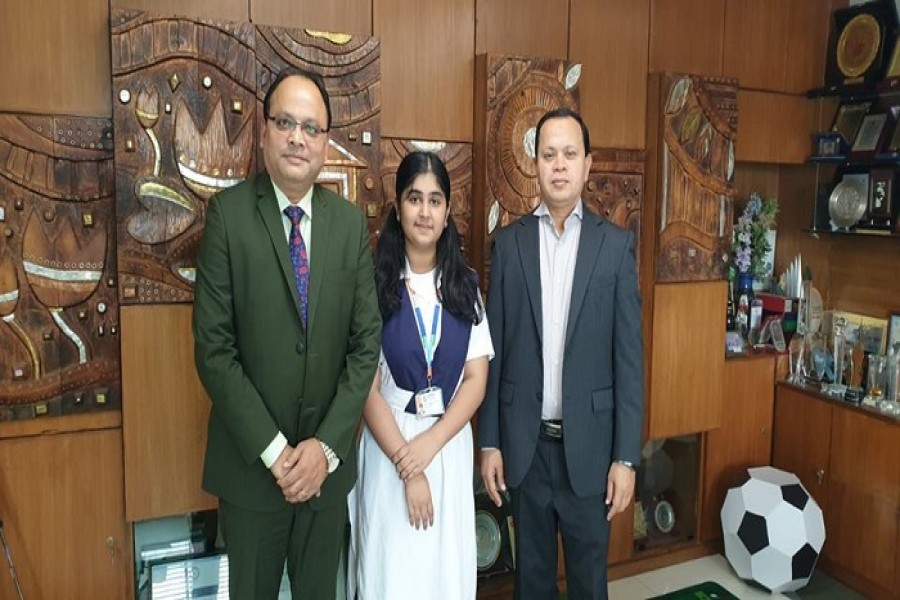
[721,466,825,593]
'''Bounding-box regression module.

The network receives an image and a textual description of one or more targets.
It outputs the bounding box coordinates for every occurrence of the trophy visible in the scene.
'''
[827,317,849,397]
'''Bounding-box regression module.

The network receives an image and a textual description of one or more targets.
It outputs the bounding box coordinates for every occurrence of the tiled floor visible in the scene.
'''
[609,554,865,599]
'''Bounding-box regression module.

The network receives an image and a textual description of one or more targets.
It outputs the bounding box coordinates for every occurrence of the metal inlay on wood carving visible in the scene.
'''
[657,74,736,283]
[585,148,645,277]
[0,114,119,420]
[111,9,381,303]
[473,54,581,284]
[380,139,471,256]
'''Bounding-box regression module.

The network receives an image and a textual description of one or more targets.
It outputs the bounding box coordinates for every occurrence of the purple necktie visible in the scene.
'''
[283,205,309,327]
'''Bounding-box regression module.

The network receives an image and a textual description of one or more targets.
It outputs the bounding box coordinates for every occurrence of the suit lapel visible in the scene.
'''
[515,215,543,346]
[256,174,305,327]
[566,210,606,347]
[306,186,332,334]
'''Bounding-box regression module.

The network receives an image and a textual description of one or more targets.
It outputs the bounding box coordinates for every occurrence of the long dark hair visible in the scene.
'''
[375,151,482,324]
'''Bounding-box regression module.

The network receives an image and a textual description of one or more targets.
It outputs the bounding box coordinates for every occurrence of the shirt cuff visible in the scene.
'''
[318,439,340,473]
[260,432,288,469]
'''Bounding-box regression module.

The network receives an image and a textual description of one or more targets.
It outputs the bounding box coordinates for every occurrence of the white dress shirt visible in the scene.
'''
[536,201,582,421]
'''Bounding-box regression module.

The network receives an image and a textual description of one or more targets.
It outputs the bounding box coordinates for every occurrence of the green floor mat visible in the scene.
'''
[648,580,739,599]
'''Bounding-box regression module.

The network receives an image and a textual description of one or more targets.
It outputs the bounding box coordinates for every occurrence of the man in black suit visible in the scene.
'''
[478,108,644,599]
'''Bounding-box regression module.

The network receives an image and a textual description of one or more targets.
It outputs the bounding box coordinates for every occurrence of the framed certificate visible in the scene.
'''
[852,113,890,154]
[831,102,870,145]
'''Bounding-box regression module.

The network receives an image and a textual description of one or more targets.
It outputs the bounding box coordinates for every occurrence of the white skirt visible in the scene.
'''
[348,403,475,600]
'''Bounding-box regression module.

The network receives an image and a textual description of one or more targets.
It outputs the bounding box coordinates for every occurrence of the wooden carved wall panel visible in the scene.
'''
[585,148,645,277]
[255,26,382,226]
[111,9,381,304]
[112,10,258,304]
[656,74,736,282]
[0,114,119,420]
[379,139,472,257]
[473,54,581,284]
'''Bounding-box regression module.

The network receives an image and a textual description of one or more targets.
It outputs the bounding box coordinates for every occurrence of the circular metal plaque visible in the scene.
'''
[837,14,881,78]
[829,179,868,228]
[653,500,676,534]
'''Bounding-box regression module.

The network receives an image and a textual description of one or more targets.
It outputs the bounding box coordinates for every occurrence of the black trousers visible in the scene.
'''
[511,435,610,600]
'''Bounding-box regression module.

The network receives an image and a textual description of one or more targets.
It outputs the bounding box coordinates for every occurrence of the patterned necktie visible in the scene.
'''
[283,205,309,327]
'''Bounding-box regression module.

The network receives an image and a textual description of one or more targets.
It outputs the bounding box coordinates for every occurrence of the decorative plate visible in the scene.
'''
[829,178,868,228]
[653,500,676,534]
[837,13,881,78]
[475,511,501,570]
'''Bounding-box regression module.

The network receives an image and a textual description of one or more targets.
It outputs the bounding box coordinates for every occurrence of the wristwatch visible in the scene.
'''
[614,459,635,471]
[318,439,340,473]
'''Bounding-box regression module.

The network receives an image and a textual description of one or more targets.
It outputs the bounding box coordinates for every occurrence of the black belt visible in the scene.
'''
[540,419,563,441]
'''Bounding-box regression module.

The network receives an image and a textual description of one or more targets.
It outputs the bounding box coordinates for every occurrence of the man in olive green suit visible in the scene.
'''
[193,68,381,599]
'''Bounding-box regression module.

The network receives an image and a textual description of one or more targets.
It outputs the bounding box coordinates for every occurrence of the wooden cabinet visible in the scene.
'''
[736,90,817,164]
[826,407,900,597]
[701,356,776,542]
[647,282,726,439]
[772,385,832,509]
[723,0,833,94]
[0,426,130,599]
[773,384,900,599]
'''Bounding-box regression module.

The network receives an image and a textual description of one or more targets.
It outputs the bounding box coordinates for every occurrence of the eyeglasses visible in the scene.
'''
[267,115,328,138]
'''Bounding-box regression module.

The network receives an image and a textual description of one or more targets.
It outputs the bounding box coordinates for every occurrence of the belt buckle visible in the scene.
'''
[542,420,563,439]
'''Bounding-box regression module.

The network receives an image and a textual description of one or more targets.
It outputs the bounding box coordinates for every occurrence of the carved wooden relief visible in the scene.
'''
[585,148,645,277]
[0,114,119,420]
[111,9,381,304]
[655,74,736,283]
[379,139,472,257]
[256,26,382,224]
[472,54,581,284]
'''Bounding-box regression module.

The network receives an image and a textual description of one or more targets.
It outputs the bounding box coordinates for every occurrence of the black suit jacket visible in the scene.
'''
[477,207,644,497]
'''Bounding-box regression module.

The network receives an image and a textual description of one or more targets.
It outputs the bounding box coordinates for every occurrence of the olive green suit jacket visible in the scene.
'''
[193,172,381,511]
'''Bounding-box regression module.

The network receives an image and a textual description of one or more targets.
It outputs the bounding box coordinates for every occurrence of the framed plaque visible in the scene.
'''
[824,0,897,87]
[831,102,870,145]
[812,132,848,158]
[882,33,900,89]
[868,168,894,227]
[851,113,890,155]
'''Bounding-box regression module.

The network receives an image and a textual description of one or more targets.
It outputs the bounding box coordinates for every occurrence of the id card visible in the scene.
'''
[415,386,445,417]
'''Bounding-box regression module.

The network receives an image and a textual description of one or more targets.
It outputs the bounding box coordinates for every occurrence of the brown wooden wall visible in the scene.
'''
[0,0,838,150]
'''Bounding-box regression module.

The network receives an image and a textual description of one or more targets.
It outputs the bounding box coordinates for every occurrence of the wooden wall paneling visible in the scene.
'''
[775,164,833,299]
[471,54,580,285]
[475,0,568,59]
[0,114,120,421]
[121,304,216,521]
[251,0,372,36]
[649,0,725,77]
[110,0,249,21]
[111,10,258,305]
[731,162,779,200]
[701,356,776,542]
[570,0,650,150]
[723,0,789,91]
[0,428,129,599]
[380,139,472,255]
[736,90,816,164]
[782,0,835,94]
[648,281,726,439]
[375,0,475,141]
[827,236,900,317]
[0,0,111,116]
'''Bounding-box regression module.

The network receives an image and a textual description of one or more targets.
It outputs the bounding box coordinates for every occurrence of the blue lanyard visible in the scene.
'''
[406,280,441,386]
